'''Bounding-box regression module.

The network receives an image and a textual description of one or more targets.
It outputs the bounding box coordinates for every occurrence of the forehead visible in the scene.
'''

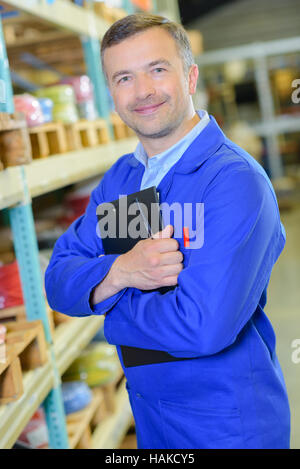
[103,27,182,78]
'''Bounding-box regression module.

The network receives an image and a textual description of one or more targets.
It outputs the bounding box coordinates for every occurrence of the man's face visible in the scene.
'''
[103,27,198,141]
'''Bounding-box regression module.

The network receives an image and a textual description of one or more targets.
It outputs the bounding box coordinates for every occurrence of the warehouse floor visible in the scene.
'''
[265,203,300,449]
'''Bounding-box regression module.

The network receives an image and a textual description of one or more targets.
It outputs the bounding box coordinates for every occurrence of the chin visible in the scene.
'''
[136,125,174,139]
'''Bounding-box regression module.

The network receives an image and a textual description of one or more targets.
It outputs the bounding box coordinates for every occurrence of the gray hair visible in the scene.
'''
[101,13,194,75]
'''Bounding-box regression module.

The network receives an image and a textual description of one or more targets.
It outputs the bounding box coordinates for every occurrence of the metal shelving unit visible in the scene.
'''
[1,0,110,38]
[0,0,142,449]
[196,35,300,180]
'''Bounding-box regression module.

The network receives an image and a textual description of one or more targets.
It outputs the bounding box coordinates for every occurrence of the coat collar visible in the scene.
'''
[127,116,226,174]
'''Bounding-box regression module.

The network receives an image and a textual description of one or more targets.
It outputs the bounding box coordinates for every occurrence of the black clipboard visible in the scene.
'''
[96,186,164,255]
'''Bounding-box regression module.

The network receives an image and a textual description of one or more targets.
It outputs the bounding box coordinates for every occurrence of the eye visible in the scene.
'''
[153,67,165,73]
[118,75,131,84]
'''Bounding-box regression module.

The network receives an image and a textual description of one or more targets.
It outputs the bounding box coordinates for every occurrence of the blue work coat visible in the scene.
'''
[45,116,290,449]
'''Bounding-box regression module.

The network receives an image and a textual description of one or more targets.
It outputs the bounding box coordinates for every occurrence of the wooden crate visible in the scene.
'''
[110,113,135,140]
[0,303,55,340]
[0,113,32,167]
[66,388,105,449]
[64,118,110,152]
[0,319,48,405]
[29,122,68,158]
[0,305,26,323]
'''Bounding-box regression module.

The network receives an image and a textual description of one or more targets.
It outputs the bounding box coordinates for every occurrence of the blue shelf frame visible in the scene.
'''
[0,17,14,112]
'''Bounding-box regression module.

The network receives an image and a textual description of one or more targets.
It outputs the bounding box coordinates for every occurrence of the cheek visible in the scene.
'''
[112,90,130,112]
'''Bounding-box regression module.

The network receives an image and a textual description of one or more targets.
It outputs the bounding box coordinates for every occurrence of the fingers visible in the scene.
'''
[158,263,183,285]
[159,250,183,266]
[152,224,173,239]
[150,225,179,253]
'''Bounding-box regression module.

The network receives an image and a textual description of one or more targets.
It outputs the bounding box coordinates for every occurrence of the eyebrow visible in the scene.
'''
[111,59,172,83]
[147,59,172,68]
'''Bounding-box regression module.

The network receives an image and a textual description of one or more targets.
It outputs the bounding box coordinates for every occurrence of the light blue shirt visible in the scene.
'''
[134,109,210,190]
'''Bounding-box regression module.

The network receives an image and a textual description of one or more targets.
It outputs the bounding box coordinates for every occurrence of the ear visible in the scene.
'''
[188,64,199,95]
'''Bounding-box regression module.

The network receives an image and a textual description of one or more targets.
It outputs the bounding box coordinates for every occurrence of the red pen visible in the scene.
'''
[183,226,190,248]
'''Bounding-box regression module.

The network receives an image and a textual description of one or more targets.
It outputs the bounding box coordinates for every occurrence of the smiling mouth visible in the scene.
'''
[133,101,166,115]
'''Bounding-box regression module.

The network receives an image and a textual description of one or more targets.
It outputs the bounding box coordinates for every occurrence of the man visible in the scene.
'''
[45,14,290,449]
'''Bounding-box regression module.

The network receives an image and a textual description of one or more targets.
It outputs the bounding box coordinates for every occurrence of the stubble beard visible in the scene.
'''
[123,102,188,140]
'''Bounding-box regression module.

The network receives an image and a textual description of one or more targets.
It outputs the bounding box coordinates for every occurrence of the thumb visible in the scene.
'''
[152,224,174,239]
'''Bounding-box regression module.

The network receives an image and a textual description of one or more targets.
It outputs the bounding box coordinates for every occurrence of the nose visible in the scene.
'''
[134,72,156,101]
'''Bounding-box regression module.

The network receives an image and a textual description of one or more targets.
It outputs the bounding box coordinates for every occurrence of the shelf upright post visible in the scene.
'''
[81,30,114,138]
[122,0,135,14]
[8,169,70,449]
[0,16,14,112]
[253,54,284,180]
[151,0,158,13]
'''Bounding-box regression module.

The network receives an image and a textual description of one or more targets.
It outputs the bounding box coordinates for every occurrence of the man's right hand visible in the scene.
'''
[91,225,183,306]
[112,224,184,291]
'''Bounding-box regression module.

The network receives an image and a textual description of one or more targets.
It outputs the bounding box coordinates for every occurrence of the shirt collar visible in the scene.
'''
[127,113,226,174]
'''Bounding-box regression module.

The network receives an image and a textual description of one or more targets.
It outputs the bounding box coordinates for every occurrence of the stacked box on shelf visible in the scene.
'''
[29,122,68,159]
[64,118,110,151]
[0,304,55,340]
[0,112,32,168]
[0,319,48,405]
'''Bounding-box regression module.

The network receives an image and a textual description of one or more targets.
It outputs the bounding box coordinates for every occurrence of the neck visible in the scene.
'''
[139,108,200,158]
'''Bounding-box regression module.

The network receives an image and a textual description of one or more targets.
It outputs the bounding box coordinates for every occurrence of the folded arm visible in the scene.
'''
[45,182,127,317]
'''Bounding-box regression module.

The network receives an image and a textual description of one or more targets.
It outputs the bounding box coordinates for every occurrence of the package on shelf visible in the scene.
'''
[63,342,120,387]
[13,94,45,128]
[131,0,153,10]
[58,75,93,102]
[0,324,6,364]
[0,324,6,343]
[66,387,106,449]
[37,97,54,124]
[17,407,49,449]
[33,85,79,124]
[59,75,98,120]
[0,261,24,311]
[62,380,93,415]
[76,100,98,120]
